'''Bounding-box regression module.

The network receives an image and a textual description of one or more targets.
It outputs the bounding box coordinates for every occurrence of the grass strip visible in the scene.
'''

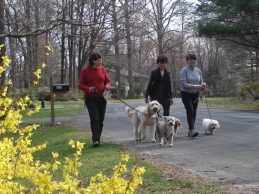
[30,124,226,193]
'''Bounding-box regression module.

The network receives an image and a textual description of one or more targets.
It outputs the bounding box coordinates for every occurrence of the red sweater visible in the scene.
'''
[79,65,111,97]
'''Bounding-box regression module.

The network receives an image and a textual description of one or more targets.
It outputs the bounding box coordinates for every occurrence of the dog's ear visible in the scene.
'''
[156,102,161,112]
[175,120,182,128]
[147,102,151,112]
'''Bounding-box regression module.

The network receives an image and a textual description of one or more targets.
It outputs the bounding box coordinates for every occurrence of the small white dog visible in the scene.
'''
[202,118,220,135]
[156,116,182,147]
[125,100,161,142]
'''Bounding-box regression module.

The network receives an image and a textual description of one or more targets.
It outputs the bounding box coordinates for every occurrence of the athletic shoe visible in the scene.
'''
[93,141,100,147]
[188,130,199,138]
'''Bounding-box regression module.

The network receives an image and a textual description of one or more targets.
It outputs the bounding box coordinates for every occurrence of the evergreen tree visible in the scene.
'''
[197,0,259,49]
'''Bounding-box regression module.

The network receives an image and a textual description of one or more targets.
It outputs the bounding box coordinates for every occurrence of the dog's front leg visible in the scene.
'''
[141,125,146,140]
[150,124,156,143]
[134,121,140,141]
[169,135,174,148]
[208,127,213,135]
[160,137,165,146]
[137,122,144,141]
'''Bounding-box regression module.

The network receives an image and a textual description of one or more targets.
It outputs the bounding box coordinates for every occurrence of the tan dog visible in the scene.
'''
[125,101,161,142]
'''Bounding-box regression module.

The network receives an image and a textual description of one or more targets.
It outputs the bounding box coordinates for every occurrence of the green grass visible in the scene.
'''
[200,97,259,110]
[22,100,85,119]
[22,99,140,119]
[30,124,225,193]
[108,98,144,103]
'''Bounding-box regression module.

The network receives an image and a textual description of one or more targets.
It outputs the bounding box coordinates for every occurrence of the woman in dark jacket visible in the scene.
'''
[145,55,173,116]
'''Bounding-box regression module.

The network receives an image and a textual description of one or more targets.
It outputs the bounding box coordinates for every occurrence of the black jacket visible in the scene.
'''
[145,68,173,100]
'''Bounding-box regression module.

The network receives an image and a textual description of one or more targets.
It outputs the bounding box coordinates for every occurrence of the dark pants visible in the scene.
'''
[155,98,171,116]
[85,96,107,143]
[181,91,199,130]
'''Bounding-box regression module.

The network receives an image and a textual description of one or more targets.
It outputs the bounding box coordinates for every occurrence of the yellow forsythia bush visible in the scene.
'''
[0,44,145,193]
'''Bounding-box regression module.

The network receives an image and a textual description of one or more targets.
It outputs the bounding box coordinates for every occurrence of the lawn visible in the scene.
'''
[22,97,259,120]
[200,97,259,110]
[22,100,85,119]
[30,124,226,194]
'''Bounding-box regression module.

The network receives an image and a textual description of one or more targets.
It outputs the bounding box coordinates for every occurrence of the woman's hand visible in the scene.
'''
[89,87,96,93]
[104,85,111,90]
[201,82,207,89]
[193,84,206,90]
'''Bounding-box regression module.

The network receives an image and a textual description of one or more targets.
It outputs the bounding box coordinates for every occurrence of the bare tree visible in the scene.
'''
[111,0,121,97]
[146,0,181,55]
[121,0,135,98]
[0,0,6,84]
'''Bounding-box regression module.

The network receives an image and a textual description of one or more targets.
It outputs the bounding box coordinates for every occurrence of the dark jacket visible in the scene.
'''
[145,68,173,100]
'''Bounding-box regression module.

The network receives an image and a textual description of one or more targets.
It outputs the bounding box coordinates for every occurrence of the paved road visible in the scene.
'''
[71,98,259,192]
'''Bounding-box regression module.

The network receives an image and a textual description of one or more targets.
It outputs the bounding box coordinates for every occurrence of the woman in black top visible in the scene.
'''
[145,55,173,116]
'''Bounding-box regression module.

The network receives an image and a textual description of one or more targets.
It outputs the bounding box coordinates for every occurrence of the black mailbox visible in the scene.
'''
[52,84,69,93]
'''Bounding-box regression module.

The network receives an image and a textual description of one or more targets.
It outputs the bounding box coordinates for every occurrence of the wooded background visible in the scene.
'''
[0,0,258,98]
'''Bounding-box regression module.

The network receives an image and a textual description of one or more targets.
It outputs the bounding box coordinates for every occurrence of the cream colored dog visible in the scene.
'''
[203,118,220,135]
[125,101,161,142]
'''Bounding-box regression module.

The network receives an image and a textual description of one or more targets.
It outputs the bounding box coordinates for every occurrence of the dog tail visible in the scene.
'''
[125,106,134,124]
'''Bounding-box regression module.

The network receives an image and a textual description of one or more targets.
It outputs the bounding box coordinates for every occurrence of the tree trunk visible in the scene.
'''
[124,0,134,98]
[112,0,121,97]
[61,0,66,83]
[0,0,6,85]
[256,50,259,81]
[25,0,32,87]
[77,1,86,79]
[157,0,164,54]
[68,0,74,88]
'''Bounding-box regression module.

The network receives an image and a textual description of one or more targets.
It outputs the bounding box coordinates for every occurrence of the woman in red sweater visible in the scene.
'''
[79,52,111,147]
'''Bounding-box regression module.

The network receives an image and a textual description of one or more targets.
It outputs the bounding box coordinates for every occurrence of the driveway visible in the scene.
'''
[71,98,259,193]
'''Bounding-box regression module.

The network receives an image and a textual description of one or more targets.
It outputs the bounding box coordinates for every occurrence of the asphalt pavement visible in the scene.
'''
[70,98,259,193]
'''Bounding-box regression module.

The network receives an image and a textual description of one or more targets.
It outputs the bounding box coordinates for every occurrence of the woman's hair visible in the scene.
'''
[88,52,102,67]
[156,55,168,64]
[186,53,197,61]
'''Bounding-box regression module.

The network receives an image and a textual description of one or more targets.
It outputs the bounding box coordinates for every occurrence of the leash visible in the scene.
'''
[192,88,212,120]
[94,89,159,118]
[111,91,161,119]
[203,94,212,120]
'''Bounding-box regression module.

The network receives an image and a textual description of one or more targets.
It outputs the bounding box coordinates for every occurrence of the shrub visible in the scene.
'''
[239,82,259,100]
[0,44,145,193]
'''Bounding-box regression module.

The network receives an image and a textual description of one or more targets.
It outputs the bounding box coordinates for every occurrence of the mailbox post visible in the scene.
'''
[50,77,69,125]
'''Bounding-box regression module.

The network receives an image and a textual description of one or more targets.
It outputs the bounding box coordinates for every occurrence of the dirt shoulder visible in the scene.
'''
[134,152,231,193]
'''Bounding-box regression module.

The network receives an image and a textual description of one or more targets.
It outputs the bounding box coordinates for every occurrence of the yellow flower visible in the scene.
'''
[41,62,47,68]
[34,68,42,79]
[45,44,54,53]
[121,154,129,162]
[0,66,5,74]
[52,152,59,159]
[33,80,38,85]
[68,140,75,148]
[2,56,11,65]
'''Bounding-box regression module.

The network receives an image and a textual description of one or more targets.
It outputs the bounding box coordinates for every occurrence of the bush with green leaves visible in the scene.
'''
[239,82,259,100]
